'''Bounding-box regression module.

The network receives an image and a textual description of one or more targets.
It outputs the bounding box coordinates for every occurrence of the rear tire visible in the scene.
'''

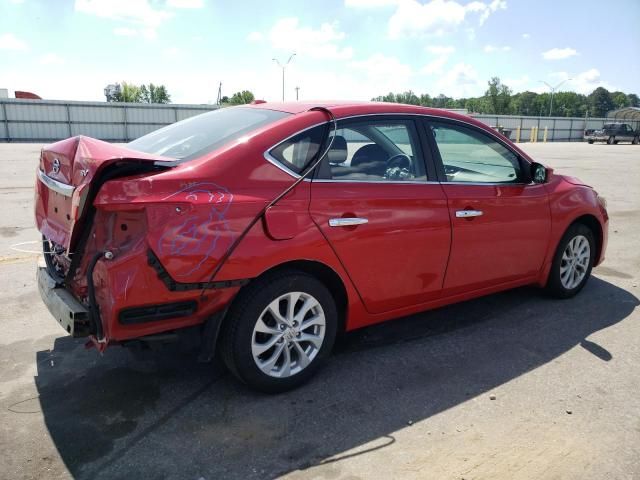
[219,270,337,393]
[587,139,594,144]
[633,136,639,145]
[545,223,595,299]
[607,136,615,145]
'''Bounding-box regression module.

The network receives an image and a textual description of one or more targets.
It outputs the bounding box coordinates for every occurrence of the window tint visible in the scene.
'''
[430,122,521,184]
[317,120,426,181]
[128,107,289,161]
[269,125,328,174]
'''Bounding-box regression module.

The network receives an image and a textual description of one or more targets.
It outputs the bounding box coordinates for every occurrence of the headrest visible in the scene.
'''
[327,135,347,164]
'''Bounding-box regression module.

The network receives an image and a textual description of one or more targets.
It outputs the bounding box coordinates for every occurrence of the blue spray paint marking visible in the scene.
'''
[158,182,235,277]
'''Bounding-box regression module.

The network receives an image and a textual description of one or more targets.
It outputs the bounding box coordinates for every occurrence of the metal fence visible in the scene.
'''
[472,114,640,142]
[0,98,218,142]
[1,98,639,143]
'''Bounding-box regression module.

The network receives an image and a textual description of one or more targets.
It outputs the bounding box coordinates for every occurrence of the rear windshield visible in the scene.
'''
[127,107,289,161]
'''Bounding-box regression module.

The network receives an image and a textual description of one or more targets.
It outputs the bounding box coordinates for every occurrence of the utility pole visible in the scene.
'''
[539,78,572,116]
[295,86,300,101]
[272,53,296,101]
[216,82,222,105]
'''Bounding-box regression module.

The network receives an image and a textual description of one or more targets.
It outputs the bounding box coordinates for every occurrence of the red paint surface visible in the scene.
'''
[34,103,608,346]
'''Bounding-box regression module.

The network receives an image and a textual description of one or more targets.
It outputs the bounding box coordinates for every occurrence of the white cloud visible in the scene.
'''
[542,47,578,60]
[164,47,180,57]
[504,74,529,88]
[39,53,64,65]
[426,45,455,56]
[246,31,263,42]
[522,33,530,39]
[113,27,138,36]
[166,0,204,7]
[484,44,510,52]
[548,69,616,94]
[470,0,506,25]
[422,56,448,75]
[435,62,483,97]
[269,18,353,60]
[344,0,398,6]
[423,45,454,75]
[384,0,507,38]
[0,33,28,51]
[349,53,412,83]
[74,0,172,38]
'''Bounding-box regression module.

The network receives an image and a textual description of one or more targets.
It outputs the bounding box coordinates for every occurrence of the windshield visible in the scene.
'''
[127,107,289,161]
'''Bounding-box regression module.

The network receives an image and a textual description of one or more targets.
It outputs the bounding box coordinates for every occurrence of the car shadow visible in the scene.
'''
[34,277,638,479]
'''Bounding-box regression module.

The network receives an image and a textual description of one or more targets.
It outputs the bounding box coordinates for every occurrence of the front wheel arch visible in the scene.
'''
[570,214,603,263]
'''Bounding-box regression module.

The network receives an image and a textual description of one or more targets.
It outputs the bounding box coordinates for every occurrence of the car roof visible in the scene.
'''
[248,100,473,122]
[247,101,534,162]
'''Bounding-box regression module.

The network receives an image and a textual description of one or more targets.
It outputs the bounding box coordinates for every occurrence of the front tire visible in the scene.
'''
[219,270,337,393]
[545,224,595,298]
[587,139,594,144]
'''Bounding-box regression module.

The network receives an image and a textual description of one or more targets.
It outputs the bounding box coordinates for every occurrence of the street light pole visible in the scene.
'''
[272,53,296,101]
[539,78,572,116]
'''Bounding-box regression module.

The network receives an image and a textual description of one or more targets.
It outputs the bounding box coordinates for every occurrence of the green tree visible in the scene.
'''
[119,82,142,102]
[484,77,512,115]
[611,91,630,109]
[510,91,538,116]
[105,82,170,103]
[627,93,639,107]
[228,90,255,105]
[588,87,615,117]
[139,83,171,104]
[419,94,432,106]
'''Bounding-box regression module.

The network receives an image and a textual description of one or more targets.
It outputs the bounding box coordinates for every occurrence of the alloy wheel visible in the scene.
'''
[559,234,590,290]
[251,292,326,378]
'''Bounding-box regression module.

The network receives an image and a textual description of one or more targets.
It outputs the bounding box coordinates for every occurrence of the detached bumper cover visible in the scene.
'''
[37,266,91,337]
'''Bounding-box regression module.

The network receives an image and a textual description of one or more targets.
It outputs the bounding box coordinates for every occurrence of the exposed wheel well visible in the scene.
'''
[239,260,349,334]
[571,214,603,261]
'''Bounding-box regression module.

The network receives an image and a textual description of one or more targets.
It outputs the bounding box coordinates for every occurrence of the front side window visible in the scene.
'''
[429,121,521,184]
[316,120,426,181]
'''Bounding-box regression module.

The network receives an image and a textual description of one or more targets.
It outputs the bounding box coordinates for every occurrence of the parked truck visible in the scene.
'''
[584,123,639,144]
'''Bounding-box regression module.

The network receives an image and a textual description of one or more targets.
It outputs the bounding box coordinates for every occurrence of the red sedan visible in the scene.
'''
[35,102,608,392]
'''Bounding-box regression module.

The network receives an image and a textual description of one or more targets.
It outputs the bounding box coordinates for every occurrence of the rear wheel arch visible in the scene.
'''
[221,260,349,337]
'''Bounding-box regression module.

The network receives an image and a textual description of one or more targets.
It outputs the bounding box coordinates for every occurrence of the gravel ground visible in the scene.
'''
[0,141,638,480]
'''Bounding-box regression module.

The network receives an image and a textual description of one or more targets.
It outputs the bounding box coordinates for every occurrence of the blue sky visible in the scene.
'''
[1,0,638,104]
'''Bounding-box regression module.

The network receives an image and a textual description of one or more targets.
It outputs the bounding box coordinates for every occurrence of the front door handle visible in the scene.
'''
[329,217,369,227]
[455,210,483,218]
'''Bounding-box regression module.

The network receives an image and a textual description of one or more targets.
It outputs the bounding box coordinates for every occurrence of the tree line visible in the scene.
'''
[104,82,171,103]
[373,78,640,118]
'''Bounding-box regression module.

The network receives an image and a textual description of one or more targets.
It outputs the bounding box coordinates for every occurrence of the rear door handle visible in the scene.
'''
[455,210,483,218]
[329,217,369,227]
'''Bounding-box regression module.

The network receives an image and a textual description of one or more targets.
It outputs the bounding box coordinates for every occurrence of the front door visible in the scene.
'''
[425,119,551,295]
[309,117,451,314]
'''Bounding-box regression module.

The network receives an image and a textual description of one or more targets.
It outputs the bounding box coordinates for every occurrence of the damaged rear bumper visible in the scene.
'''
[37,266,91,337]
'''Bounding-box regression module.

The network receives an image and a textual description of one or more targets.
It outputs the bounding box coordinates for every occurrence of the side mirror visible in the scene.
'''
[531,162,547,184]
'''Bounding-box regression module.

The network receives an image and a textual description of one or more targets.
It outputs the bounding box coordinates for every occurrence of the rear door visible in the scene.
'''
[424,119,551,295]
[306,117,451,314]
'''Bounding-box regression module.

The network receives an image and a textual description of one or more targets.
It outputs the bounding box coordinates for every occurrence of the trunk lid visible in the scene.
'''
[35,135,174,252]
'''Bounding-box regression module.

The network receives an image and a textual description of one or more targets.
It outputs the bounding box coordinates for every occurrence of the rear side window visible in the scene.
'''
[128,107,289,161]
[269,125,328,174]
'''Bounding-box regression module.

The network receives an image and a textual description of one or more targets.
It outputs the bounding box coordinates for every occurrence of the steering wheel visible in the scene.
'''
[386,153,411,170]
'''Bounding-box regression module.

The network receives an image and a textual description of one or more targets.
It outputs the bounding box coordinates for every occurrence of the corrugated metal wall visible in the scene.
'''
[0,98,218,142]
[472,114,640,142]
[1,99,638,143]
